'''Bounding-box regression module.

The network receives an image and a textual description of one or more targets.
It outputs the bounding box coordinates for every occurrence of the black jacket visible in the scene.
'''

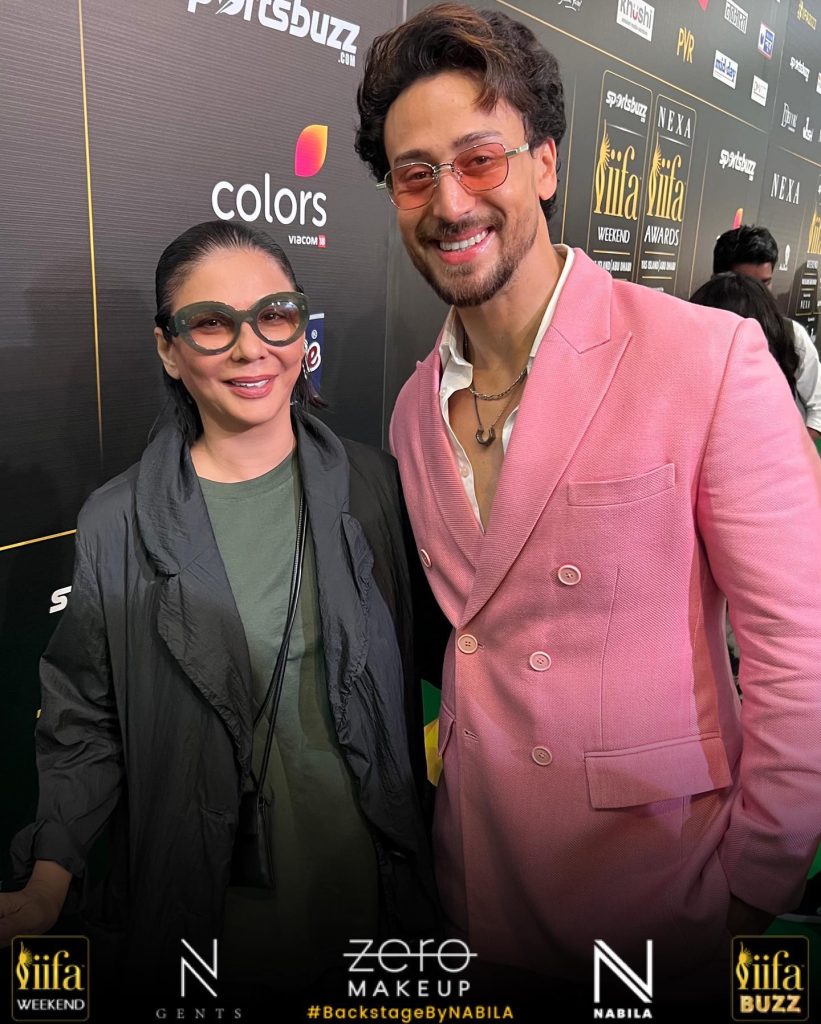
[11,409,440,969]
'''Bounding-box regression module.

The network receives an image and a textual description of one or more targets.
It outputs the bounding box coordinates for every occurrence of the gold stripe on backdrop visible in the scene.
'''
[0,531,77,554]
[77,0,104,459]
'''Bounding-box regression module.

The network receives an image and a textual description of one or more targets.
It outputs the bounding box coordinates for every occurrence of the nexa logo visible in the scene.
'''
[186,0,359,62]
[212,124,328,232]
[771,172,800,205]
[593,940,653,1019]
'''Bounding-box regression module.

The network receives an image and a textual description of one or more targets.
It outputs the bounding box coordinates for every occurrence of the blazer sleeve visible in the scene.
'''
[696,317,821,914]
[791,319,821,433]
[10,526,124,886]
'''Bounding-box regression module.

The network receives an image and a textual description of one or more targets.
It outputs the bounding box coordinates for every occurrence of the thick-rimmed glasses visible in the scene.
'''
[160,292,309,355]
[377,141,530,211]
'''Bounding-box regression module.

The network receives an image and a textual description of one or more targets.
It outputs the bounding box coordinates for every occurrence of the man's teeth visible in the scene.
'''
[230,380,268,388]
[439,230,489,252]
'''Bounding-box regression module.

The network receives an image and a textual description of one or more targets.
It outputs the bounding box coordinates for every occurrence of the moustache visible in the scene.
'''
[416,213,504,245]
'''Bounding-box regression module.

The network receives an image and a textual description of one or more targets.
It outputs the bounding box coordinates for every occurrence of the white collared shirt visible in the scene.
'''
[437,245,575,526]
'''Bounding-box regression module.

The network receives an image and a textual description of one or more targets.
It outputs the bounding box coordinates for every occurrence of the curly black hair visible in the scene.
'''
[355,3,566,221]
[712,225,779,274]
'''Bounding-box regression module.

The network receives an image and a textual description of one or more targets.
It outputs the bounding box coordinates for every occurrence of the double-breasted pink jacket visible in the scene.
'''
[389,249,821,985]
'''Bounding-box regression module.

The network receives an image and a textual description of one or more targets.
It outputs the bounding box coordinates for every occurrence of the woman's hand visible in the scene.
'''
[0,861,72,947]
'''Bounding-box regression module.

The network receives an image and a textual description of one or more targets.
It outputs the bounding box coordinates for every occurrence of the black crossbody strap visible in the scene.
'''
[253,489,308,794]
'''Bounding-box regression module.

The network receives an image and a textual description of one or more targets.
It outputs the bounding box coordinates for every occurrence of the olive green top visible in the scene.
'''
[200,452,378,990]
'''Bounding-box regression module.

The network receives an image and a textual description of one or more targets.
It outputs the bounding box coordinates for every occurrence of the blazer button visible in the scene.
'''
[529,651,552,672]
[558,564,582,586]
[531,746,553,766]
[420,548,432,568]
[457,634,478,654]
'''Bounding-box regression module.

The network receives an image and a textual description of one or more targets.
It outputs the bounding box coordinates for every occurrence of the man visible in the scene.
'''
[355,2,821,991]
[713,225,821,441]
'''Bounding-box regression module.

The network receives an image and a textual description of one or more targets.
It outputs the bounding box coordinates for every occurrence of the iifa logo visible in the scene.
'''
[593,939,653,1019]
[212,124,328,239]
[731,936,808,1020]
[12,936,89,1022]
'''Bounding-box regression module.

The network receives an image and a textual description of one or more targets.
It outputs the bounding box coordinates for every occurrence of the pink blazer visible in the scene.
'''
[390,249,821,985]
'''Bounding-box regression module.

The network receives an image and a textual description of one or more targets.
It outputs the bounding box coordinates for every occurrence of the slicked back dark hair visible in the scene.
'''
[154,220,323,444]
[712,225,779,274]
[690,272,798,396]
[355,3,566,221]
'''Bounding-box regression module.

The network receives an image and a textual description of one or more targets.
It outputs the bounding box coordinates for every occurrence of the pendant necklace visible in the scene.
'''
[464,337,529,447]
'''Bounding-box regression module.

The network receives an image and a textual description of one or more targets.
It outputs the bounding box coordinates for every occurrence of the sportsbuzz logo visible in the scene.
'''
[731,936,809,1020]
[186,0,359,66]
[593,940,653,1019]
[212,124,328,244]
[11,936,89,1022]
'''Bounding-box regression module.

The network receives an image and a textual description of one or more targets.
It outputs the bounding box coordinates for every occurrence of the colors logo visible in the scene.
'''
[212,124,329,238]
[295,124,328,178]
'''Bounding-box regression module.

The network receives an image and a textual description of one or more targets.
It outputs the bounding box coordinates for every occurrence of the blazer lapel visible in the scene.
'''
[136,426,253,777]
[462,252,631,624]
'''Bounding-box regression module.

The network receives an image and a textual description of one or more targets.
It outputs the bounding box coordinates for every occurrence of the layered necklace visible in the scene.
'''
[464,337,529,447]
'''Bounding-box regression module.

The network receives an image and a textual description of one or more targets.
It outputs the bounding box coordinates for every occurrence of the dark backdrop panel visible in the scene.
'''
[0,2,100,547]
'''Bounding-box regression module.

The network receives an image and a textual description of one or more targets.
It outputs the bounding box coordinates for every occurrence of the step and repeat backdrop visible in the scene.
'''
[2,0,820,883]
[386,0,821,395]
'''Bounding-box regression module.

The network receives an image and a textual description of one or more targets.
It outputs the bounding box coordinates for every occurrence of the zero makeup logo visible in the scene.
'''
[294,124,328,178]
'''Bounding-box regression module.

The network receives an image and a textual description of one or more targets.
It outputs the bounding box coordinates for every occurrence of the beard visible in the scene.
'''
[407,211,539,308]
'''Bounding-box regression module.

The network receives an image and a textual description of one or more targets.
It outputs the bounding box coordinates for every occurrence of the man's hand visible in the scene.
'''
[0,861,72,947]
[727,894,774,937]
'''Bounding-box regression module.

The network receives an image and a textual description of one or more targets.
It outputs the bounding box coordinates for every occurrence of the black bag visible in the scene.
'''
[230,491,307,889]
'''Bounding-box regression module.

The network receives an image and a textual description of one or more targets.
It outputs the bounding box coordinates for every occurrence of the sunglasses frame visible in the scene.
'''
[162,291,309,355]
[377,141,530,210]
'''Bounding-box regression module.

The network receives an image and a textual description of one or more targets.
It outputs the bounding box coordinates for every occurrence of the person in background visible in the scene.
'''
[354,1,821,997]
[713,224,821,441]
[0,221,439,1004]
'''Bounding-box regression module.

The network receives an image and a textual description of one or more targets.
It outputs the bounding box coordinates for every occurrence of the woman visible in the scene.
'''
[1,221,439,994]
[690,271,820,439]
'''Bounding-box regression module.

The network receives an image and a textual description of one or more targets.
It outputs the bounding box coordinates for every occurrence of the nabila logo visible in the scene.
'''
[772,172,800,204]
[12,936,89,1022]
[593,124,641,220]
[593,940,653,1019]
[186,0,360,65]
[212,124,328,240]
[731,936,808,1020]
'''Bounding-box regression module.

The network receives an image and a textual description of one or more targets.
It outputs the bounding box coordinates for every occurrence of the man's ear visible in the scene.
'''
[533,137,558,203]
[155,328,181,380]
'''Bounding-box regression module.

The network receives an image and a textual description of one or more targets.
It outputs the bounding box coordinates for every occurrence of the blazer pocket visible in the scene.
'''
[567,463,675,507]
[584,732,732,809]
